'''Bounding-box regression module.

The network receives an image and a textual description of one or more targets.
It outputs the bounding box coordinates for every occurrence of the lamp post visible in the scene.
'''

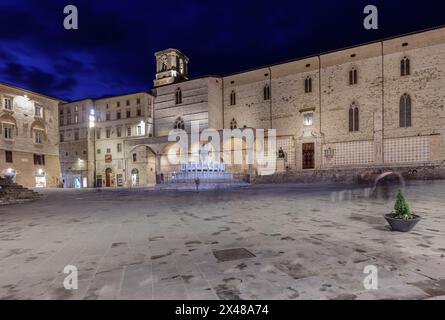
[89,108,96,188]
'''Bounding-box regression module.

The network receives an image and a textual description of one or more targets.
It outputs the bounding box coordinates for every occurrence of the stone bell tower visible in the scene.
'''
[153,48,189,87]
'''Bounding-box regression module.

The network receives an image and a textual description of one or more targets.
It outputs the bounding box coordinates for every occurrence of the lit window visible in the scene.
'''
[304,113,313,126]
[137,125,142,135]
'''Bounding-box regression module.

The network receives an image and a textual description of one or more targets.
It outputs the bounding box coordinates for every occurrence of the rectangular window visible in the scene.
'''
[4,125,13,139]
[4,98,12,110]
[35,105,43,117]
[97,149,101,154]
[33,154,45,165]
[137,98,141,104]
[74,114,79,123]
[96,129,101,139]
[117,143,122,153]
[60,132,64,142]
[117,101,121,107]
[137,125,142,135]
[67,116,72,125]
[106,148,111,154]
[117,111,121,119]
[59,116,64,126]
[304,113,313,126]
[34,130,43,144]
[106,113,111,121]
[137,109,142,117]
[133,153,137,162]
[126,100,130,106]
[126,110,131,118]
[116,127,122,137]
[127,127,132,137]
[74,130,79,141]
[5,151,12,163]
[106,129,111,138]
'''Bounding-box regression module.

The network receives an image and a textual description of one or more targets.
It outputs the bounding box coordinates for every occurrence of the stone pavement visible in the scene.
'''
[0,181,444,300]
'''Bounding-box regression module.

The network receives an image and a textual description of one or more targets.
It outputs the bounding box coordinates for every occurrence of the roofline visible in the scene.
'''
[63,90,153,105]
[221,24,445,78]
[0,81,66,103]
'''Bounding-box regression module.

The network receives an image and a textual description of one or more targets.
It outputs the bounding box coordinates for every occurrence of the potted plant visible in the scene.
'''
[384,190,420,232]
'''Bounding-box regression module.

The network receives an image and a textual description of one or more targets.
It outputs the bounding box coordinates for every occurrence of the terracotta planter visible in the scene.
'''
[384,214,420,232]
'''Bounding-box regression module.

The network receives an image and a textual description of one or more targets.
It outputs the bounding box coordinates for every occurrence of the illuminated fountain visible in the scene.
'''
[171,143,233,183]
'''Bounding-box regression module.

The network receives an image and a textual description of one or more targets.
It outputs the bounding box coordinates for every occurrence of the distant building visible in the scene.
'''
[59,93,154,188]
[0,82,63,188]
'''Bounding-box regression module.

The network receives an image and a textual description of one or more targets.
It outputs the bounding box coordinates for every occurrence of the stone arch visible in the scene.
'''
[127,144,158,185]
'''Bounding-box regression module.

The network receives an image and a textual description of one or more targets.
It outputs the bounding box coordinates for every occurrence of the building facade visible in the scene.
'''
[57,26,445,187]
[0,82,63,188]
[59,93,154,188]
[143,27,445,181]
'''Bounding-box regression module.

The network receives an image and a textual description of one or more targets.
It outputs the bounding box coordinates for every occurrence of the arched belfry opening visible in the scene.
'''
[153,48,189,87]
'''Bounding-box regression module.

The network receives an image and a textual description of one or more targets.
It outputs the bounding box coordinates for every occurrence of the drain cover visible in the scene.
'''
[213,248,256,262]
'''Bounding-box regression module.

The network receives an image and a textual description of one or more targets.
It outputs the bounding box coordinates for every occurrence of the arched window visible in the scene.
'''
[230,90,236,106]
[400,94,412,128]
[174,117,185,130]
[263,84,270,100]
[230,118,237,130]
[175,88,182,105]
[349,67,358,85]
[304,76,312,93]
[348,102,359,132]
[401,57,410,76]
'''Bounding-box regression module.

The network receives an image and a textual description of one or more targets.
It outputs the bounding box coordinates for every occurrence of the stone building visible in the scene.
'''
[58,26,445,187]
[0,82,63,188]
[141,26,445,182]
[59,93,154,188]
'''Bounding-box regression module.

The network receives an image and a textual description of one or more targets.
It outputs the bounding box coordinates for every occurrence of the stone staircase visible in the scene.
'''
[0,177,42,205]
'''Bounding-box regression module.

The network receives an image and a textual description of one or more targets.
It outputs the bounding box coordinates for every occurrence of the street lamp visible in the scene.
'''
[89,108,97,187]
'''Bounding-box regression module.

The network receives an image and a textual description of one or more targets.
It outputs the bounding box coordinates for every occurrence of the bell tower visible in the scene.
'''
[153,48,189,87]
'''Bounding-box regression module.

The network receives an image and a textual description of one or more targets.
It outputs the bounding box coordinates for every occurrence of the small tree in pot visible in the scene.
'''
[384,191,420,232]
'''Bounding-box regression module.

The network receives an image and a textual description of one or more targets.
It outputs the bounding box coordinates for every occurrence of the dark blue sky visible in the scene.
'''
[1,0,444,101]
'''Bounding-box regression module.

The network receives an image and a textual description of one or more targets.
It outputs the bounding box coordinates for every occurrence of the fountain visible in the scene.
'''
[170,143,234,183]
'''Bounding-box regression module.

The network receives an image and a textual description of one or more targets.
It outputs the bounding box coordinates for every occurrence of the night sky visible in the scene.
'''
[1,0,444,101]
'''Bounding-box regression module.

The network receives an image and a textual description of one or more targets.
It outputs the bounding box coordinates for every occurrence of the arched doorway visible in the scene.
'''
[105,168,113,187]
[131,168,139,186]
